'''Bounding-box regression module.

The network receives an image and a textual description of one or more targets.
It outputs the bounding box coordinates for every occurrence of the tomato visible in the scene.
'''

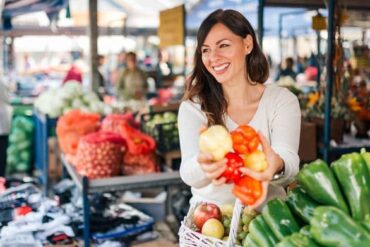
[219,152,244,183]
[232,175,263,205]
[230,125,260,155]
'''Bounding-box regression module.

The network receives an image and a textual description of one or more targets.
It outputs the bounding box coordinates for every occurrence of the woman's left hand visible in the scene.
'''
[239,131,284,209]
[240,131,284,182]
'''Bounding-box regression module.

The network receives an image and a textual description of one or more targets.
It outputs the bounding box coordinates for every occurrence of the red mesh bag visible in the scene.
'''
[101,113,134,134]
[56,110,101,156]
[123,153,158,175]
[75,131,125,179]
[118,122,158,175]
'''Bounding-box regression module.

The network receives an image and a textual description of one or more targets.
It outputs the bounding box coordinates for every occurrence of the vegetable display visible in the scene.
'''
[6,116,34,173]
[242,152,370,247]
[34,81,110,117]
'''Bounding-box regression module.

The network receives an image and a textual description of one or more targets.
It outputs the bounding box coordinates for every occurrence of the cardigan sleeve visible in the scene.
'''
[178,101,211,188]
[269,88,301,187]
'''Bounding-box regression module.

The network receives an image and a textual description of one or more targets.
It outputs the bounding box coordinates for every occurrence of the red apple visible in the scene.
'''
[193,203,222,230]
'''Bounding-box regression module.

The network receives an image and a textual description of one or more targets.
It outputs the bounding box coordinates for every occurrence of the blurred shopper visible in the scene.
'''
[116,52,148,101]
[156,49,173,89]
[63,50,83,84]
[110,50,126,86]
[0,79,11,177]
[275,57,297,81]
[93,55,108,100]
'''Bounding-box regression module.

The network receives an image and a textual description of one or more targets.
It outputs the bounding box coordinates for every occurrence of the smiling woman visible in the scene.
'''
[178,9,301,209]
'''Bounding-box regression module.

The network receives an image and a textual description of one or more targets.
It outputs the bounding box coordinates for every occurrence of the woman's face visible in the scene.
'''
[201,23,252,84]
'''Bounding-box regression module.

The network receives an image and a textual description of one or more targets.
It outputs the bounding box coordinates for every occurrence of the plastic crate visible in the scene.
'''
[140,111,179,153]
[34,108,58,194]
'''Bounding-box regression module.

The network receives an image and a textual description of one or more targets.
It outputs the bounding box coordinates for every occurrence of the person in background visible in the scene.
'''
[93,55,108,100]
[110,50,127,87]
[178,9,301,209]
[0,79,11,177]
[116,52,148,101]
[63,50,84,84]
[156,49,174,89]
[275,57,297,81]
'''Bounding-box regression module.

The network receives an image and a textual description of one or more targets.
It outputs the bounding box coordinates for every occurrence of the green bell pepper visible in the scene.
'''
[360,148,370,172]
[296,160,349,213]
[248,215,278,247]
[310,206,370,247]
[276,233,320,247]
[331,153,370,220]
[243,234,259,247]
[362,214,370,233]
[262,198,300,240]
[300,225,312,238]
[286,187,320,224]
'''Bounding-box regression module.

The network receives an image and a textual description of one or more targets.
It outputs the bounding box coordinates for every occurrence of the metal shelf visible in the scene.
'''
[60,154,183,246]
[319,134,370,157]
[61,154,182,193]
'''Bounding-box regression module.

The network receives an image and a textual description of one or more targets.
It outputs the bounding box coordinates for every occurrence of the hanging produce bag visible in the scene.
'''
[101,113,135,134]
[119,123,157,175]
[56,110,101,156]
[75,131,125,179]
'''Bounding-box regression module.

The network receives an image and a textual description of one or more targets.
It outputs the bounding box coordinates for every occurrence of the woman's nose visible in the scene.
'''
[208,49,221,62]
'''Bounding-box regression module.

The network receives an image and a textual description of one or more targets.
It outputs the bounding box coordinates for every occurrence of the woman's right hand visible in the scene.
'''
[197,152,227,185]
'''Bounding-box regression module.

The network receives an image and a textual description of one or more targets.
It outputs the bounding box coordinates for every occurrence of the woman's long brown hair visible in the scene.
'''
[183,9,269,126]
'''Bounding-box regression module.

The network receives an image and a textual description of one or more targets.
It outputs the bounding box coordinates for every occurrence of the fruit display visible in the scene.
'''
[243,152,370,247]
[141,111,179,153]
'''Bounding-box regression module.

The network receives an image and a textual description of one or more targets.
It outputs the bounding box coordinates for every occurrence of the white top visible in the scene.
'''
[178,84,301,206]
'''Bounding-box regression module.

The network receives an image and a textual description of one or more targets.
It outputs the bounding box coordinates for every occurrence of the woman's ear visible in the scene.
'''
[243,35,253,55]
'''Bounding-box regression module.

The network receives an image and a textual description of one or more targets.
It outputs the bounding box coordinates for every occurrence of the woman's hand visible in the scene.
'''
[197,124,227,186]
[240,131,284,208]
[241,131,284,182]
[197,152,227,185]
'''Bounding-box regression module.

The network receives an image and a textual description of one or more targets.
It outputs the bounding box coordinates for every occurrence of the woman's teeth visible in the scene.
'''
[213,63,230,72]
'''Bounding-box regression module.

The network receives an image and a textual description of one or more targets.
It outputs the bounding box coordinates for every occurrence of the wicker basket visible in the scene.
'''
[178,199,243,247]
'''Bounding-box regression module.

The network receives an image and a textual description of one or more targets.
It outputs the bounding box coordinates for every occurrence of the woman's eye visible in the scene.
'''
[201,48,209,54]
[220,44,229,48]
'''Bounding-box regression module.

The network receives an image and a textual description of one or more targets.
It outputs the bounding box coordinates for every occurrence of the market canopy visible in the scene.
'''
[186,0,317,37]
[1,0,69,30]
[1,0,368,36]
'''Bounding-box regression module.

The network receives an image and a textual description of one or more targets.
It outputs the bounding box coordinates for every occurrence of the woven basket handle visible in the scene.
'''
[225,199,243,247]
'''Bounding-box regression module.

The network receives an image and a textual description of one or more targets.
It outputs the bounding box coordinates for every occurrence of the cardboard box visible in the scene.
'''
[299,121,317,162]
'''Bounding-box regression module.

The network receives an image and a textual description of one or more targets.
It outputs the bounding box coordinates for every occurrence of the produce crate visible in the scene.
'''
[34,108,58,194]
[140,111,179,153]
[178,200,243,247]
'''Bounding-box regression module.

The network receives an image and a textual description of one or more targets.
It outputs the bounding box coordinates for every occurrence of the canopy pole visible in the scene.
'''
[323,0,335,163]
[258,0,265,49]
[88,0,99,93]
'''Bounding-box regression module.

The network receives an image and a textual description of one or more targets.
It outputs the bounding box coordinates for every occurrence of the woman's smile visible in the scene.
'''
[213,63,230,74]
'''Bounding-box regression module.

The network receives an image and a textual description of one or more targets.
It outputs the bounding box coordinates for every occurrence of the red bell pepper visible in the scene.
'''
[219,152,244,183]
[119,123,156,155]
[230,125,260,155]
[232,175,263,205]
